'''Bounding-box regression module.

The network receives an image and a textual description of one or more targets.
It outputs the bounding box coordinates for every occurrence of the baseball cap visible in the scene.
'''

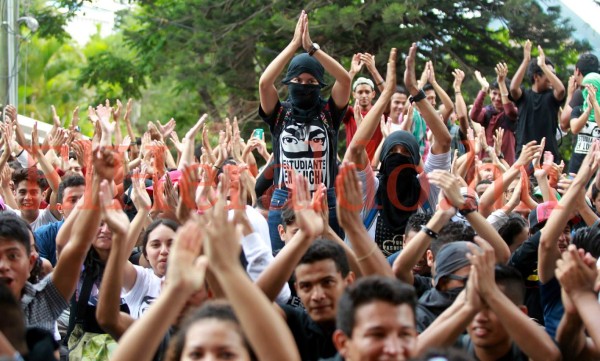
[353,77,375,91]
[433,241,479,289]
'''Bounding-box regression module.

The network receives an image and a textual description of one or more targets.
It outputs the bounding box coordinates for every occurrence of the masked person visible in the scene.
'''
[258,11,351,253]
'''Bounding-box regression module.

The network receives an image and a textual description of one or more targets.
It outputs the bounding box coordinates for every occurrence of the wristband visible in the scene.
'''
[501,93,509,97]
[420,225,439,239]
[376,80,385,86]
[409,89,426,104]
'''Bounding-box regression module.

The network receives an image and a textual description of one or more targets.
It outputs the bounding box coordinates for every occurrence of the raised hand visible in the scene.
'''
[404,43,419,95]
[335,162,364,231]
[426,61,437,84]
[361,53,377,73]
[452,69,465,92]
[495,62,508,83]
[51,105,62,128]
[156,118,176,139]
[493,128,504,156]
[167,219,208,293]
[131,168,151,212]
[537,45,547,69]
[185,114,208,141]
[301,11,313,52]
[427,170,465,209]
[99,179,130,236]
[474,71,489,92]
[112,99,122,123]
[523,39,532,61]
[467,237,495,298]
[93,146,117,181]
[4,104,17,123]
[514,140,542,168]
[350,53,363,75]
[567,75,577,96]
[69,106,80,132]
[291,173,324,237]
[291,10,305,48]
[555,245,598,297]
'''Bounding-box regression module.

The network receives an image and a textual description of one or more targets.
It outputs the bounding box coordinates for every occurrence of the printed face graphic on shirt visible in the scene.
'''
[279,121,329,190]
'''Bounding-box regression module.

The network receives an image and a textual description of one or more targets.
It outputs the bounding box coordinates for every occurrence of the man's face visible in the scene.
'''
[278,222,300,244]
[391,93,408,117]
[535,65,555,91]
[59,185,85,219]
[295,259,350,324]
[15,180,43,212]
[425,90,436,108]
[67,159,83,177]
[354,85,376,110]
[558,225,571,253]
[490,89,503,110]
[337,301,417,361]
[0,238,35,299]
[468,306,511,350]
[403,230,430,276]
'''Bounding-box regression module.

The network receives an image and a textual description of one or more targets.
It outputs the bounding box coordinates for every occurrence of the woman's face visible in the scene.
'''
[181,319,250,361]
[145,224,175,277]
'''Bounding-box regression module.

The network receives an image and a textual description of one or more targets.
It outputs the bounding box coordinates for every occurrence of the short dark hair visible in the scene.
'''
[572,222,600,259]
[527,58,554,84]
[490,78,511,91]
[395,85,409,96]
[498,213,528,247]
[431,222,475,257]
[495,264,525,305]
[0,213,31,254]
[141,218,180,257]
[166,300,255,361]
[576,53,599,76]
[405,213,432,236]
[422,83,434,92]
[11,167,48,191]
[280,201,296,229]
[336,276,417,337]
[57,175,85,203]
[297,239,350,277]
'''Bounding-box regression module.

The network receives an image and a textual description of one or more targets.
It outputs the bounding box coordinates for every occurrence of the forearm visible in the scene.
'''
[556,310,587,359]
[543,67,565,100]
[393,212,450,283]
[571,110,590,134]
[509,60,528,99]
[432,82,454,120]
[417,299,475,353]
[464,212,510,263]
[215,265,301,361]
[414,98,451,154]
[535,175,554,202]
[127,208,150,252]
[488,289,561,361]
[573,292,600,354]
[35,149,60,192]
[479,167,519,217]
[260,42,297,88]
[255,231,314,302]
[323,227,362,277]
[345,224,393,277]
[112,286,187,361]
[313,49,351,88]
[579,200,599,226]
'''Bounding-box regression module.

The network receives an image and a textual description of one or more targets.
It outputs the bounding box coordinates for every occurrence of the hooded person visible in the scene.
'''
[258,11,351,253]
[374,131,423,254]
[416,241,478,332]
[568,72,600,173]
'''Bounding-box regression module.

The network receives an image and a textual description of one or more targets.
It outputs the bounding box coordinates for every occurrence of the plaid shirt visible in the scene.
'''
[21,274,69,333]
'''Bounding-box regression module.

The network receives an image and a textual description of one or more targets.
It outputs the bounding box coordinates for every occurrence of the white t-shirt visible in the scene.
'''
[7,207,60,231]
[122,265,162,319]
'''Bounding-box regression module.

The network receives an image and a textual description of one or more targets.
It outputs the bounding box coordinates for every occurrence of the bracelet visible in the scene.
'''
[501,93,509,97]
[409,89,426,104]
[356,243,378,262]
[377,80,385,86]
[420,225,439,239]
[459,208,477,216]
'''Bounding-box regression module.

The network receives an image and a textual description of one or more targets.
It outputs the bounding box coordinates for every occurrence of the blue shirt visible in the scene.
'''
[34,220,64,266]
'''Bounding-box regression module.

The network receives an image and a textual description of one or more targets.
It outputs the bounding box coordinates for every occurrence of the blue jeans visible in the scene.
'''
[268,188,344,254]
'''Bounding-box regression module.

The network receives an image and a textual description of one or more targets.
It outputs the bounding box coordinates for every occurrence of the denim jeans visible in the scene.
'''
[268,188,344,254]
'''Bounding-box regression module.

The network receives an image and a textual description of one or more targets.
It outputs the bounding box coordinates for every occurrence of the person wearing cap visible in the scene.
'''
[342,52,386,161]
[417,241,561,361]
[258,11,351,253]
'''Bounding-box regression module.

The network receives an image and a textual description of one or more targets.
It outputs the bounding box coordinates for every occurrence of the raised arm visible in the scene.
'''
[30,123,61,219]
[111,220,209,361]
[427,61,454,121]
[572,86,598,134]
[51,147,115,301]
[205,179,301,361]
[95,180,134,340]
[343,48,396,170]
[469,239,561,361]
[336,163,393,277]
[539,141,599,284]
[255,173,323,302]
[537,46,565,101]
[405,44,450,154]
[495,62,517,120]
[510,40,531,101]
[452,69,469,136]
[362,53,386,93]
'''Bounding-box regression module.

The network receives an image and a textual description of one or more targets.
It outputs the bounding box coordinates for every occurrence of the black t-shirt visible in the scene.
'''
[568,106,600,173]
[280,303,337,361]
[514,89,562,161]
[570,88,584,108]
[413,274,433,298]
[457,334,528,361]
[508,231,544,325]
[258,98,346,192]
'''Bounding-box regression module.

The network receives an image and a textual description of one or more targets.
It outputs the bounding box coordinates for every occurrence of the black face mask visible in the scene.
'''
[381,153,417,177]
[288,83,321,109]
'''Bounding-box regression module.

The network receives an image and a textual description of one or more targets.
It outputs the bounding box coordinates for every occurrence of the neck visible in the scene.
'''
[20,209,39,223]
[96,248,110,263]
[360,104,372,112]
[474,340,513,361]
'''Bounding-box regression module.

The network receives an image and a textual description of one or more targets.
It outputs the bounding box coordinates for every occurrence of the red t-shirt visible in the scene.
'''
[342,106,383,161]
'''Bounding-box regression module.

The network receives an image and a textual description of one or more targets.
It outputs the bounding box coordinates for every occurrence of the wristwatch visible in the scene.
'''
[409,89,426,103]
[308,43,320,56]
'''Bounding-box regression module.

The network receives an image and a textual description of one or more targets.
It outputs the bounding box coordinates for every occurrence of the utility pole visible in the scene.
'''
[1,0,18,110]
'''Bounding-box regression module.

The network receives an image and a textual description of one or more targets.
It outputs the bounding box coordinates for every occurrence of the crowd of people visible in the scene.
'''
[3,10,600,361]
